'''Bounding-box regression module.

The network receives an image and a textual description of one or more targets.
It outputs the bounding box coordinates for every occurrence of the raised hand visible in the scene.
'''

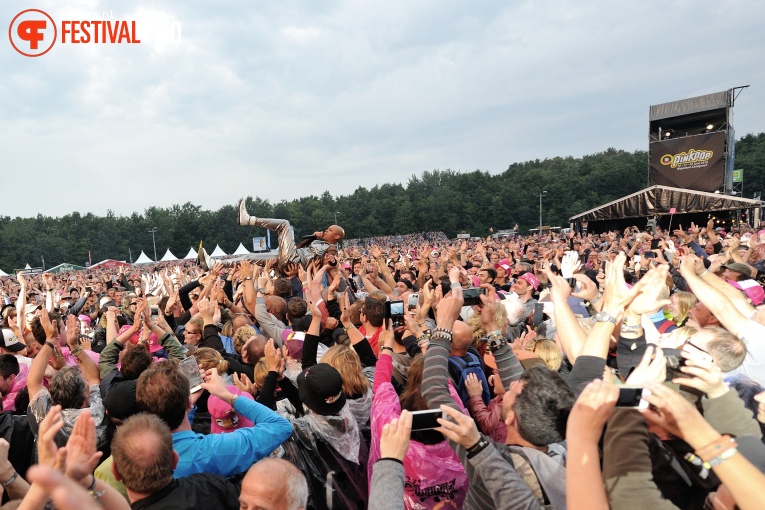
[64,411,103,482]
[567,377,619,445]
[379,410,412,461]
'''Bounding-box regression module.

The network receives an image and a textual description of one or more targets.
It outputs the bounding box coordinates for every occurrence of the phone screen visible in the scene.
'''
[179,357,204,393]
[408,294,419,310]
[390,301,404,315]
[615,386,648,409]
[410,409,444,431]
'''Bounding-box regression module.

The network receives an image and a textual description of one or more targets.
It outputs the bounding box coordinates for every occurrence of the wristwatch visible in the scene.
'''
[258,287,266,294]
[592,311,617,324]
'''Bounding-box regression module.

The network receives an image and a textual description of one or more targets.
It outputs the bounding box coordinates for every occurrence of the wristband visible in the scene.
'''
[381,346,394,353]
[44,341,56,351]
[620,322,642,333]
[450,282,461,290]
[466,437,491,458]
[244,276,253,281]
[695,435,736,462]
[230,394,239,408]
[71,346,84,358]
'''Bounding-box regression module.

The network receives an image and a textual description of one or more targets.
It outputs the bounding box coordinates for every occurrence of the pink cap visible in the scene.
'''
[208,385,255,433]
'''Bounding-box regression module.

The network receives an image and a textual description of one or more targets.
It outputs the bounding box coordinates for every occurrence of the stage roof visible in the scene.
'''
[569,186,761,223]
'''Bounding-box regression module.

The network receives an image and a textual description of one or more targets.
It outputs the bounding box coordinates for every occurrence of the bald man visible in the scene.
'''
[239,458,308,510]
[237,199,344,270]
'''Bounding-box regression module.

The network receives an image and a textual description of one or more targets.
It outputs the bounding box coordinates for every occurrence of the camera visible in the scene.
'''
[462,287,485,306]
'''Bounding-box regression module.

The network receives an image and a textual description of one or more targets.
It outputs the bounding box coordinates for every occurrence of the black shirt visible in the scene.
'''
[131,473,239,510]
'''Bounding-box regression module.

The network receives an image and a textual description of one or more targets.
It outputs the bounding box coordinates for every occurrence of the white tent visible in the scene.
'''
[232,243,250,256]
[209,245,228,258]
[24,264,31,270]
[134,251,154,265]
[183,247,197,260]
[160,249,178,262]
[0,269,8,277]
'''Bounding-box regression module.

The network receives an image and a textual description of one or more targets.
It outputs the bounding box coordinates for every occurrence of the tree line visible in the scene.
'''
[1,133,764,271]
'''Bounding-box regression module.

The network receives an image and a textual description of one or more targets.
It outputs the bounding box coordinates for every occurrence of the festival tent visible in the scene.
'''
[209,245,228,258]
[0,269,8,277]
[569,185,762,233]
[134,251,154,265]
[24,264,31,270]
[160,249,178,262]
[232,243,250,256]
[45,263,87,273]
[183,247,198,260]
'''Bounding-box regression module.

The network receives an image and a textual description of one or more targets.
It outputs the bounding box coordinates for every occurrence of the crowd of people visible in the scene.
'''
[1,213,765,509]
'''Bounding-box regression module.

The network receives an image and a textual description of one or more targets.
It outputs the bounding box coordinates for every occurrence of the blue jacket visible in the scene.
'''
[172,396,292,478]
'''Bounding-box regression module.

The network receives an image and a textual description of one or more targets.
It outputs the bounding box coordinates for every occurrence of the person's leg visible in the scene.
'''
[237,199,297,267]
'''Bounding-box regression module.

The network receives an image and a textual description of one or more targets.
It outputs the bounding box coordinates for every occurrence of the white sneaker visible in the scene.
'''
[238,198,251,226]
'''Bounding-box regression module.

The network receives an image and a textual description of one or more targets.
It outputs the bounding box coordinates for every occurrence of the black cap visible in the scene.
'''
[297,364,346,416]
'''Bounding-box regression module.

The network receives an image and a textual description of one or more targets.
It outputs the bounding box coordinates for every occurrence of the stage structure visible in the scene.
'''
[570,87,757,233]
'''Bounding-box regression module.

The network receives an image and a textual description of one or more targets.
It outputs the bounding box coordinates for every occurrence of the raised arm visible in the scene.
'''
[678,255,748,338]
[28,308,57,398]
[65,315,99,386]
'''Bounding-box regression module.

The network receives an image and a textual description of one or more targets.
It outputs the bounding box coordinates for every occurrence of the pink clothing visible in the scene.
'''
[2,363,28,412]
[370,355,468,509]
[467,394,507,443]
[59,346,100,367]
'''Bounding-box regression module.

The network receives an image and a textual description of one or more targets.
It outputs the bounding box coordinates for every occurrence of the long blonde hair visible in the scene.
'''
[671,292,697,324]
[320,344,369,398]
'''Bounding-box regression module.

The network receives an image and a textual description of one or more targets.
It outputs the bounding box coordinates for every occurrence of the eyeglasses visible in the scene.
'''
[185,329,200,335]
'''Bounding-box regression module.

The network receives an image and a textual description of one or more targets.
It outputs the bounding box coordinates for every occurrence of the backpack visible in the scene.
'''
[448,352,491,406]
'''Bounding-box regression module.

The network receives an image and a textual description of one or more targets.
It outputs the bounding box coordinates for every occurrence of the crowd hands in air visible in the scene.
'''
[1,217,765,509]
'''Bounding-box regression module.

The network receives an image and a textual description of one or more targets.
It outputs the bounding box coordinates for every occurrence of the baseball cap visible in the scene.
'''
[727,279,765,306]
[0,328,26,353]
[297,364,346,416]
[723,263,753,278]
[208,385,254,433]
[494,258,512,272]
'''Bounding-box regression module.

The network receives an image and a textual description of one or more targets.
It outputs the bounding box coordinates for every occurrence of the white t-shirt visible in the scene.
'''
[725,319,765,386]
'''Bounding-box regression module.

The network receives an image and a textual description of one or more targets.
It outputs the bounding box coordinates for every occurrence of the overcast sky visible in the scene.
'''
[1,0,764,219]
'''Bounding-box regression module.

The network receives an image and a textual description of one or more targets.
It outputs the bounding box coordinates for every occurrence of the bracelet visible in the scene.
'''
[486,333,507,353]
[449,282,461,290]
[416,333,431,346]
[230,394,239,408]
[700,270,709,277]
[244,276,253,281]
[381,346,394,353]
[44,341,56,350]
[620,322,642,333]
[466,437,491,458]
[1,471,17,487]
[431,328,452,341]
[587,293,602,306]
[695,435,736,462]
[71,346,84,358]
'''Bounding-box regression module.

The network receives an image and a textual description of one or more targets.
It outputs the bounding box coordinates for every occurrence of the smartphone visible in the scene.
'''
[408,293,419,311]
[386,300,405,327]
[462,287,485,307]
[85,286,92,293]
[151,306,159,316]
[533,302,544,324]
[410,409,445,432]
[644,251,656,259]
[179,356,204,393]
[615,386,649,409]
[651,239,661,250]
